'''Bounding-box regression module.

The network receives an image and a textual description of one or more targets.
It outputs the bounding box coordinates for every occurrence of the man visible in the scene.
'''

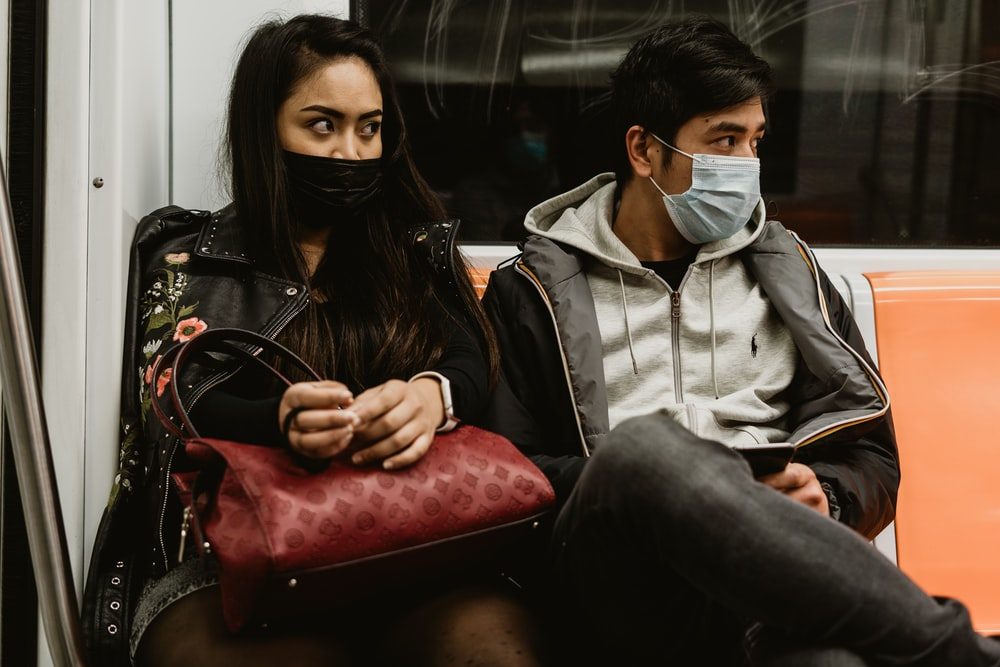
[481,16,1000,666]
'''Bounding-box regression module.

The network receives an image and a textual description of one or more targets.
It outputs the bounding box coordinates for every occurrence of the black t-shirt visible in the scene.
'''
[641,248,698,290]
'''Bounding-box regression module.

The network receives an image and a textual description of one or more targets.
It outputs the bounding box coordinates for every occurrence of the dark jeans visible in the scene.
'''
[548,412,1000,666]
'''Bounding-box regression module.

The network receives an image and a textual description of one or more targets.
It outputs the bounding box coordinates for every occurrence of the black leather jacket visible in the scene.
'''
[82,204,461,666]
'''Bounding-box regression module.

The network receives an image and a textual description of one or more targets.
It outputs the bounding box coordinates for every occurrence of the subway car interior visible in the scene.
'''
[0,1,998,665]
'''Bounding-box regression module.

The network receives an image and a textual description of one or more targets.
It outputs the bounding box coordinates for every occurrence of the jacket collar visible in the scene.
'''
[194,204,253,266]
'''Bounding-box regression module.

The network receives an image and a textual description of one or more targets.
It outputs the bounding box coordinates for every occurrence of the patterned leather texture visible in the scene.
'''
[178,425,555,632]
[151,327,554,631]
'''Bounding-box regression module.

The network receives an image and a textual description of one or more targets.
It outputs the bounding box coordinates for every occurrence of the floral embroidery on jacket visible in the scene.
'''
[136,251,208,423]
[110,423,139,506]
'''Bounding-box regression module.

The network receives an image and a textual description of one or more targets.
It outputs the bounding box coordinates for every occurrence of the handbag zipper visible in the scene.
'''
[178,506,191,564]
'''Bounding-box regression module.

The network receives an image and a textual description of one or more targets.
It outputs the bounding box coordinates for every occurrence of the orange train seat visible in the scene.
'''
[468,266,492,298]
[867,270,1000,634]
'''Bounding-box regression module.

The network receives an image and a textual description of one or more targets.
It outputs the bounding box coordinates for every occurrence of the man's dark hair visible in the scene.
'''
[610,16,775,183]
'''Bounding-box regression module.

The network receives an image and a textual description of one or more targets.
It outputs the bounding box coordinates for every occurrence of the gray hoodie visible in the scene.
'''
[524,172,798,447]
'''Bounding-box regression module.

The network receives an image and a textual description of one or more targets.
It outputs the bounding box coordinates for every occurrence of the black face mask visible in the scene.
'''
[283,150,383,226]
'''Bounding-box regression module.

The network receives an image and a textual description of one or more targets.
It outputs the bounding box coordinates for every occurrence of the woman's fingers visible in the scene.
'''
[290,420,357,459]
[279,381,353,415]
[292,405,359,432]
[380,431,434,470]
[348,379,441,468]
[279,377,444,467]
[284,406,360,459]
[279,381,359,459]
[350,418,426,468]
[348,381,408,433]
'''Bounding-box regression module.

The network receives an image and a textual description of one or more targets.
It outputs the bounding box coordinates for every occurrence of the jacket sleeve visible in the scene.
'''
[797,266,900,540]
[82,206,193,667]
[430,297,490,423]
[477,265,589,501]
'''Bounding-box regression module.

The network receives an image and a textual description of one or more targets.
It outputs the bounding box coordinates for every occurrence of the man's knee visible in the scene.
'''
[588,412,732,484]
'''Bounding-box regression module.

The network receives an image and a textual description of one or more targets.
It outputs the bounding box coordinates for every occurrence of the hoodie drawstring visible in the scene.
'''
[708,260,720,398]
[618,269,639,374]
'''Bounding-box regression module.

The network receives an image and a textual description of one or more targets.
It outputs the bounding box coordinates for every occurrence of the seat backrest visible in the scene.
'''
[469,266,491,298]
[867,270,1000,634]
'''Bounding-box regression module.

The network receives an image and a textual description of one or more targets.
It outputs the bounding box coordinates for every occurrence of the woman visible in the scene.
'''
[82,14,546,667]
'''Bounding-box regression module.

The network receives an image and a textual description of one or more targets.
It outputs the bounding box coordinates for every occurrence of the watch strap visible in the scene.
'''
[408,371,460,432]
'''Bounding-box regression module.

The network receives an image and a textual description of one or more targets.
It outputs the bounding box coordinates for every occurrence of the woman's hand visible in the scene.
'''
[347,377,445,470]
[279,380,360,460]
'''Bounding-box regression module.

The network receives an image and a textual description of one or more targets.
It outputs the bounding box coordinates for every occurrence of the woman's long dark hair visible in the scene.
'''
[226,14,498,390]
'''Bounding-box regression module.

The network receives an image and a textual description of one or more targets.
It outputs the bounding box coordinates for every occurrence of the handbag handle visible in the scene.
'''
[149,328,323,440]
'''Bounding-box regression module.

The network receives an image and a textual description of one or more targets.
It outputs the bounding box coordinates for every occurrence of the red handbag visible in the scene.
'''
[151,328,555,632]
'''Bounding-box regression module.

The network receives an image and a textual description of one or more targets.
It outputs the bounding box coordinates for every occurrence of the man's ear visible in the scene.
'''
[626,125,654,179]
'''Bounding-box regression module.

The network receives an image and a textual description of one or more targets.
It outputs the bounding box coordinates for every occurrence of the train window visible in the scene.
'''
[361,1,1000,247]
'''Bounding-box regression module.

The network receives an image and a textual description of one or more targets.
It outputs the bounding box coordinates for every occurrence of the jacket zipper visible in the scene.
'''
[177,506,191,564]
[514,261,590,457]
[671,289,702,435]
[670,289,683,402]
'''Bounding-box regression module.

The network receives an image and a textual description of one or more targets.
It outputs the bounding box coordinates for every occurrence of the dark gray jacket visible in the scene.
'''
[481,219,898,540]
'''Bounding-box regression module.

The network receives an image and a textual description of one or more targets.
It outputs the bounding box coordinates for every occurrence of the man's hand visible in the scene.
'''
[758,463,830,516]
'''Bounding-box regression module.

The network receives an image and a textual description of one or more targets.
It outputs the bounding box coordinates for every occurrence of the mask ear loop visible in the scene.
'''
[649,175,670,198]
[648,132,701,163]
[647,132,685,197]
[647,132,704,198]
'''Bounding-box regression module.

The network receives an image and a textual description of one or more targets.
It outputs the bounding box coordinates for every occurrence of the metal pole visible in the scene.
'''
[0,162,87,664]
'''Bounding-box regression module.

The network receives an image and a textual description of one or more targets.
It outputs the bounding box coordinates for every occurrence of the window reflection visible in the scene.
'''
[363,0,1000,247]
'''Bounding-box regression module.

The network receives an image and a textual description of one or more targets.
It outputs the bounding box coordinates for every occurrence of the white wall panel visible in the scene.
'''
[41,4,170,666]
[82,0,172,586]
[43,0,94,609]
[42,4,94,666]
[122,3,171,220]
[171,0,350,211]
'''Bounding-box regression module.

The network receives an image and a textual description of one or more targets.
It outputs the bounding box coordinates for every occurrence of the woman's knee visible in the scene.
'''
[135,587,225,667]
[379,584,548,667]
[135,586,354,667]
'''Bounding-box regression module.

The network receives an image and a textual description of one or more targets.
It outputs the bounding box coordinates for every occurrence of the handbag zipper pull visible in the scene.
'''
[178,506,192,564]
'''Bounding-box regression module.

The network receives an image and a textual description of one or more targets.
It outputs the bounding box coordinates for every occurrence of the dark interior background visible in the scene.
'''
[358,0,999,248]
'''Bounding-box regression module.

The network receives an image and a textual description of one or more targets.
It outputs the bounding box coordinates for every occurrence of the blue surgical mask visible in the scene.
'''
[648,133,761,244]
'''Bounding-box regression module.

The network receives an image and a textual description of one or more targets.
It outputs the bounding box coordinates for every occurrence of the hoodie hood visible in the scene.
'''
[524,172,768,271]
